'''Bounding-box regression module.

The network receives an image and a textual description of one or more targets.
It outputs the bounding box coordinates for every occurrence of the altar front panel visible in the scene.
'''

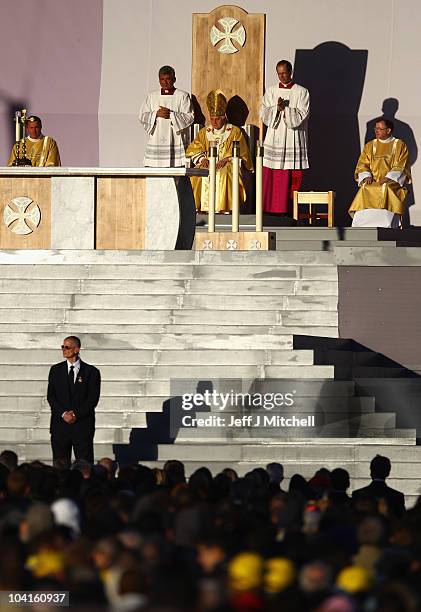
[0,168,202,251]
[96,177,146,249]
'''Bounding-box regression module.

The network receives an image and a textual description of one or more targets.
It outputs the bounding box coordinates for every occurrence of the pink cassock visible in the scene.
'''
[263,167,303,213]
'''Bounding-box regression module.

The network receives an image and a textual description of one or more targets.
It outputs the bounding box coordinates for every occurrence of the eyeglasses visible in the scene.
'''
[375,127,388,131]
[61,345,75,350]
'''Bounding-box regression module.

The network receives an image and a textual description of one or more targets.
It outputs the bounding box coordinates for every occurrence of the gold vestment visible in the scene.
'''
[186,124,253,213]
[8,136,61,167]
[349,138,411,216]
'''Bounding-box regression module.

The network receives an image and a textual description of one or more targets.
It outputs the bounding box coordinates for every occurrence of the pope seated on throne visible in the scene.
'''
[186,89,253,213]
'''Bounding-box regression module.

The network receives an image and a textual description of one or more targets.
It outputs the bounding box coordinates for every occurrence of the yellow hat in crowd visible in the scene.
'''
[336,566,373,593]
[264,557,296,593]
[206,89,227,117]
[228,552,264,591]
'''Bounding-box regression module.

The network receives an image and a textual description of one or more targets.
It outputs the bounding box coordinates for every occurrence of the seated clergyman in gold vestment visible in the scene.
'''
[186,90,253,213]
[8,115,61,167]
[349,118,411,227]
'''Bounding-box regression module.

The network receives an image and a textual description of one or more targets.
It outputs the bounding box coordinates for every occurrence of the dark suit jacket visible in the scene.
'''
[352,480,405,518]
[47,360,101,438]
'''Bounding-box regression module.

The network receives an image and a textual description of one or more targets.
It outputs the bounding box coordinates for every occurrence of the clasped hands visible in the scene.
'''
[156,106,171,119]
[63,410,76,424]
[363,177,393,185]
[199,157,230,170]
[277,97,286,112]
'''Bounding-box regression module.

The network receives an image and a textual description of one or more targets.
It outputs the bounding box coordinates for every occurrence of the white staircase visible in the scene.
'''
[0,249,419,505]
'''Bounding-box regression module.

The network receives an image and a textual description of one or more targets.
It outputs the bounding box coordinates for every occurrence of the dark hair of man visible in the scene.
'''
[0,450,18,470]
[331,467,350,491]
[28,116,42,127]
[276,60,293,73]
[65,335,81,348]
[370,454,391,480]
[375,117,394,132]
[159,65,175,77]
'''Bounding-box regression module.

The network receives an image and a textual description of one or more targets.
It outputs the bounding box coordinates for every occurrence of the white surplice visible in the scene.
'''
[260,83,310,169]
[139,89,194,167]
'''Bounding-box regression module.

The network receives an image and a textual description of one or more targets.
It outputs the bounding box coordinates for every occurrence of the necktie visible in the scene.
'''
[69,365,75,387]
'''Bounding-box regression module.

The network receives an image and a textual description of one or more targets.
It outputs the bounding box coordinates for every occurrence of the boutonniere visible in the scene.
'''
[227,127,232,131]
[77,377,83,384]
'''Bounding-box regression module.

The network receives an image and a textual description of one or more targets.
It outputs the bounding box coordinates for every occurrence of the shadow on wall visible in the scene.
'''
[365,98,418,225]
[294,42,368,227]
[226,95,249,127]
[192,95,206,126]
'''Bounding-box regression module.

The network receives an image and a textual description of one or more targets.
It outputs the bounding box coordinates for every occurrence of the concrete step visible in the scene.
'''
[0,308,174,324]
[0,349,316,366]
[0,427,131,443]
[0,308,338,326]
[156,435,417,461]
[195,223,380,242]
[353,379,421,436]
[187,280,338,296]
[0,264,337,281]
[0,279,338,296]
[178,295,338,311]
[0,412,147,429]
[333,245,421,267]
[165,325,338,337]
[0,377,357,397]
[0,332,296,350]
[0,364,335,381]
[0,249,337,266]
[0,325,340,337]
[175,422,402,442]
[236,380,357,396]
[272,241,395,251]
[239,444,381,463]
[147,379,358,398]
[0,395,376,414]
[3,294,336,311]
[0,443,115,462]
[188,411,395,428]
[355,445,421,462]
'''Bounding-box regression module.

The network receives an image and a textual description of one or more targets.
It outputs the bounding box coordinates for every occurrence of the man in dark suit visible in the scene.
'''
[47,336,101,468]
[352,455,405,518]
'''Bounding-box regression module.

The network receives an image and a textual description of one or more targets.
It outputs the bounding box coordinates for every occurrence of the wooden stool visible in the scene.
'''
[293,191,335,227]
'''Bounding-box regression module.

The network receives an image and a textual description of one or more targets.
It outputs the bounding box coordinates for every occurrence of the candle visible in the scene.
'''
[15,112,21,142]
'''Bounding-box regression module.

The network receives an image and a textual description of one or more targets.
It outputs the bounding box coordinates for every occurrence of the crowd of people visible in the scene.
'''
[0,450,419,612]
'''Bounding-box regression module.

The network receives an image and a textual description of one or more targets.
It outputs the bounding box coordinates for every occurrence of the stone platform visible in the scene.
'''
[196,214,421,250]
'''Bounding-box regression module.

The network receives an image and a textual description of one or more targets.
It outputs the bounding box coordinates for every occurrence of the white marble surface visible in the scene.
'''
[0,167,207,177]
[0,249,337,265]
[146,177,180,249]
[51,177,95,249]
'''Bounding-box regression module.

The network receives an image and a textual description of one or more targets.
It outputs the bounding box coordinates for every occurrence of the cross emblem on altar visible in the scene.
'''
[3,196,41,235]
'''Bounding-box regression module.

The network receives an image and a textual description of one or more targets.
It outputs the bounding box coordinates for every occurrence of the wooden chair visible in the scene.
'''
[293,191,335,227]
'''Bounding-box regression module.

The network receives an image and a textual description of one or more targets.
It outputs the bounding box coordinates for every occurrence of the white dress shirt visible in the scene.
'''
[67,358,80,383]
